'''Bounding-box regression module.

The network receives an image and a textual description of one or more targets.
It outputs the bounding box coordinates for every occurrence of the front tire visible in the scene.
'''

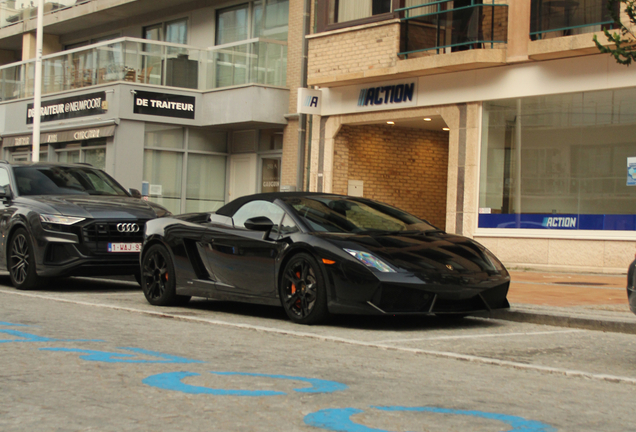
[279,253,329,325]
[8,227,45,290]
[141,244,190,306]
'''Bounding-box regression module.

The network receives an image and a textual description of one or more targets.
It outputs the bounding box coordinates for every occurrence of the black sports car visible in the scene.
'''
[140,192,510,324]
[627,258,636,315]
[0,162,170,290]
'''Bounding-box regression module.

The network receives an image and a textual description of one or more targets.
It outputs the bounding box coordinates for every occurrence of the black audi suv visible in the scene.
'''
[0,161,170,290]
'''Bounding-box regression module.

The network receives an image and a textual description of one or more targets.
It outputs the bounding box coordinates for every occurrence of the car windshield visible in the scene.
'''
[283,196,438,234]
[14,166,129,197]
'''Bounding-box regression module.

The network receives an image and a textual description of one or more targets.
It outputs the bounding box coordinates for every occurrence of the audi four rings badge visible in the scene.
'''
[117,223,139,233]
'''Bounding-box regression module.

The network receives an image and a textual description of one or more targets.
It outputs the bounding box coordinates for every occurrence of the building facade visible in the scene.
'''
[0,0,304,216]
[305,0,636,273]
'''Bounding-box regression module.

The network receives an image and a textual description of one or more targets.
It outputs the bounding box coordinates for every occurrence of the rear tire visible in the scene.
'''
[8,228,45,290]
[141,244,190,306]
[279,253,329,325]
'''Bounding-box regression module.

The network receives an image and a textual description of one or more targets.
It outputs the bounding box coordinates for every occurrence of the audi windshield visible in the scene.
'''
[282,196,438,234]
[14,166,129,197]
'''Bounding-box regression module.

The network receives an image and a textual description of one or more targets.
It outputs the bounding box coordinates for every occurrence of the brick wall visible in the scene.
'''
[281,0,304,188]
[307,22,400,82]
[332,124,449,230]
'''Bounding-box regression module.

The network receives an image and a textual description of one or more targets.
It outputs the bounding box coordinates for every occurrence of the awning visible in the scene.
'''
[2,124,116,148]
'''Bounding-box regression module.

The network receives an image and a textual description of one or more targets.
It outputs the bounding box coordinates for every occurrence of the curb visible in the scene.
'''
[488,308,636,335]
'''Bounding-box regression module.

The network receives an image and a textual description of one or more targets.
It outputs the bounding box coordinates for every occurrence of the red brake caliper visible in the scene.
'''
[291,271,301,308]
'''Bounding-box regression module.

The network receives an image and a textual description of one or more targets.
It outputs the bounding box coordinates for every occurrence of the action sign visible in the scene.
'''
[297,88,322,115]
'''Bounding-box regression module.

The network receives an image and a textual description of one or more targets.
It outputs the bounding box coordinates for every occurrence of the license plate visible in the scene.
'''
[108,243,142,253]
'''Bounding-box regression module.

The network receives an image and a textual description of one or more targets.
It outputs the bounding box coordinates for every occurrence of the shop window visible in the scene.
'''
[144,124,185,149]
[55,140,106,171]
[316,0,399,32]
[479,89,636,231]
[143,124,227,215]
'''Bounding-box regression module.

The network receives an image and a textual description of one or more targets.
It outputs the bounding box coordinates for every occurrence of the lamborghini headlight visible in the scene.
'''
[344,249,396,273]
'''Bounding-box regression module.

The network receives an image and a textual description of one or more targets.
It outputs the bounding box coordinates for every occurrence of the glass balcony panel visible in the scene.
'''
[1,0,86,29]
[0,37,287,101]
[399,2,508,57]
[530,0,618,40]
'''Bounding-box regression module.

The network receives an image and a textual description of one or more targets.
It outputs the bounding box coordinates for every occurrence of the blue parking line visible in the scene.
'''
[0,329,101,343]
[143,371,348,396]
[210,372,348,394]
[39,347,204,364]
[143,371,285,396]
[304,406,557,432]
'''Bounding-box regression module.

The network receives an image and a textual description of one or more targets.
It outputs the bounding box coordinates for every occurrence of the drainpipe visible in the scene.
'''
[296,0,311,191]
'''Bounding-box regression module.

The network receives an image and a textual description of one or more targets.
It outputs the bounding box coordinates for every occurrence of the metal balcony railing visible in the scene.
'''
[397,0,509,58]
[0,0,92,29]
[530,0,618,40]
[0,37,287,102]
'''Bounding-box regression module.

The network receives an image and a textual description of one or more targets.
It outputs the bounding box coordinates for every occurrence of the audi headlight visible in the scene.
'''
[344,248,396,273]
[40,214,85,225]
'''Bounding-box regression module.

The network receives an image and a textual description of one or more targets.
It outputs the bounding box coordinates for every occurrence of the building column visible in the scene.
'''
[22,32,62,60]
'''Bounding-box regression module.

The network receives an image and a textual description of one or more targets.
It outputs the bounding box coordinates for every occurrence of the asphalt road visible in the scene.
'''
[1,276,635,432]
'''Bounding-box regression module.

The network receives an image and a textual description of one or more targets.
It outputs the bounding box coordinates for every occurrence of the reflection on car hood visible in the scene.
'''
[23,195,163,219]
[317,231,505,277]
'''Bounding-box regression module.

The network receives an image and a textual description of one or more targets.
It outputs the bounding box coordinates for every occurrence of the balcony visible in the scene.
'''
[0,0,90,30]
[307,0,508,88]
[530,0,617,40]
[528,0,618,59]
[0,37,287,101]
[398,0,509,58]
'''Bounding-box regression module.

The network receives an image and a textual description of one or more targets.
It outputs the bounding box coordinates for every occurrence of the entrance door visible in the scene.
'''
[228,153,257,202]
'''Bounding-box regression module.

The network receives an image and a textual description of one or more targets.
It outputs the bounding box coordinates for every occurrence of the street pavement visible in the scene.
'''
[497,270,636,334]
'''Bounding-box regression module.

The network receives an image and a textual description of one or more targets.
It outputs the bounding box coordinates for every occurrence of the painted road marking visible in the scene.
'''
[0,329,101,343]
[370,329,583,344]
[40,347,204,363]
[143,371,347,396]
[2,288,636,386]
[304,406,557,432]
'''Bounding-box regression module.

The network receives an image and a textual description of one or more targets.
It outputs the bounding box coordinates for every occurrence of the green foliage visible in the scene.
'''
[594,0,636,65]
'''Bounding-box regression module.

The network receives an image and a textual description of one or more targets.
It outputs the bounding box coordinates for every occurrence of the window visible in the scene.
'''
[0,168,10,193]
[56,140,106,171]
[479,89,636,231]
[232,200,285,229]
[216,0,289,44]
[317,0,397,31]
[143,124,228,215]
[142,19,189,85]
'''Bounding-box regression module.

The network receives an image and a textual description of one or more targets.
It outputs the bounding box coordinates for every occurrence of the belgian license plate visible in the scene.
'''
[108,243,142,253]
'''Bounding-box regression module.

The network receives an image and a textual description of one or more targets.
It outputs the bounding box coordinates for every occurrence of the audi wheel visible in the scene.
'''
[141,244,190,306]
[8,228,45,290]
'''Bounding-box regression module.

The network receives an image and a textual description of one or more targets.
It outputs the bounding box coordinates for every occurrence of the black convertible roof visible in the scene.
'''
[215,192,344,216]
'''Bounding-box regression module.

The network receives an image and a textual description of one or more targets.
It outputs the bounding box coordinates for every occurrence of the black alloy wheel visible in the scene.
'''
[8,227,44,290]
[141,244,190,306]
[280,253,328,325]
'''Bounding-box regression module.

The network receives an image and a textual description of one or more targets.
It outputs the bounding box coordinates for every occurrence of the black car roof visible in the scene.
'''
[215,192,347,216]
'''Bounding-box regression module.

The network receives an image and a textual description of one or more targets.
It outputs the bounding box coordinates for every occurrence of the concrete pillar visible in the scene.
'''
[506,0,531,63]
[22,32,62,60]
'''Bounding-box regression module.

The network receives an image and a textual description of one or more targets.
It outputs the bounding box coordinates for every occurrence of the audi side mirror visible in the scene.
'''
[0,185,13,202]
[129,188,142,199]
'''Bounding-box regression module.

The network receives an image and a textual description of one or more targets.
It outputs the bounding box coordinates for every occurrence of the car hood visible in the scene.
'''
[21,195,168,219]
[316,231,506,277]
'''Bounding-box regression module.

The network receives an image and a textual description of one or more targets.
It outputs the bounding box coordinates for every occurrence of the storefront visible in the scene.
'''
[0,83,289,216]
[307,54,636,272]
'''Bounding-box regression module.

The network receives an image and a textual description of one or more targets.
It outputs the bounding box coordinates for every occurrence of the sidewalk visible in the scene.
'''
[490,270,636,334]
